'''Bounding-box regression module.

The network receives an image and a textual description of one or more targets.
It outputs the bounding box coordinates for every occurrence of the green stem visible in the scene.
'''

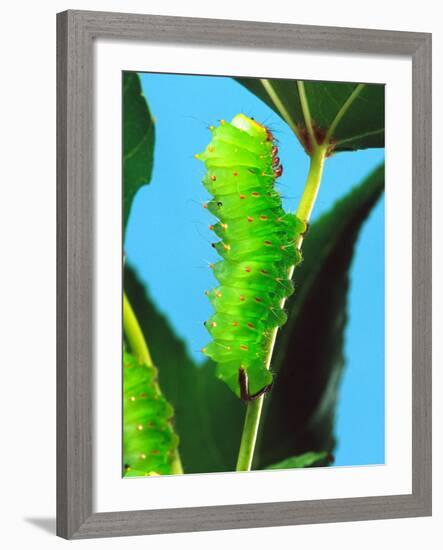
[236,398,264,471]
[296,146,327,233]
[235,145,327,472]
[123,292,153,366]
[123,292,184,475]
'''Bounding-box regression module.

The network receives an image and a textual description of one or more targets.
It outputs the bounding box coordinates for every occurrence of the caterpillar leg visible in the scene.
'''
[238,367,274,402]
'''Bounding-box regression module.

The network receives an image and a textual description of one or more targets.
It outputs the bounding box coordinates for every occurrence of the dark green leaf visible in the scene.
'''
[124,264,245,474]
[266,451,332,470]
[255,164,385,468]
[235,78,384,154]
[123,72,155,231]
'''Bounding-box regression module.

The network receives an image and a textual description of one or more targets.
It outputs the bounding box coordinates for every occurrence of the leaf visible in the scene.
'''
[266,451,332,470]
[123,351,180,477]
[235,78,384,154]
[123,72,155,231]
[124,264,245,474]
[255,164,385,468]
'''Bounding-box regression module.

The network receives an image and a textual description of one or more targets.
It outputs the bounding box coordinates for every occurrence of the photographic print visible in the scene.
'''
[122,71,385,477]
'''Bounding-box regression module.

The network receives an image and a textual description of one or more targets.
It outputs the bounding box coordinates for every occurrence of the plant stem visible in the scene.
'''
[236,398,264,471]
[295,146,328,233]
[123,292,153,366]
[235,145,327,472]
[123,292,184,475]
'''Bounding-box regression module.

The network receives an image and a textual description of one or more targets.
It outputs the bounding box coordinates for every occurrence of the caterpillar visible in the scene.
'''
[196,114,305,400]
[123,351,179,477]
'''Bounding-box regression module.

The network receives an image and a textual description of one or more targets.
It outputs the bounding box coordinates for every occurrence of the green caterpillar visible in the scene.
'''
[123,351,179,476]
[196,114,305,400]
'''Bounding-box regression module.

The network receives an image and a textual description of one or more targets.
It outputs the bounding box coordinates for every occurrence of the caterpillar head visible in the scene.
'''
[231,114,269,141]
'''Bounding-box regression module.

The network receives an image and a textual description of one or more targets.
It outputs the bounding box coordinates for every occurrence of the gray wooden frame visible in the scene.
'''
[57,9,432,539]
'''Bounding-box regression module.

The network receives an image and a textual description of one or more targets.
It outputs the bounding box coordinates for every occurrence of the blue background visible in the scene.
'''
[125,73,385,467]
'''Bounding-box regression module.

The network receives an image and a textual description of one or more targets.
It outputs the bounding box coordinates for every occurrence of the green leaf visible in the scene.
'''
[123,351,180,477]
[235,78,384,154]
[123,72,155,231]
[124,264,245,474]
[266,451,332,470]
[255,163,385,468]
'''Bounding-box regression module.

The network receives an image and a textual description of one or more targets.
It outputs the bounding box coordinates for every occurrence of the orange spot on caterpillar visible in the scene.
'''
[251,192,260,197]
[151,449,160,455]
[210,175,217,181]
[223,243,231,250]
[140,393,146,398]
[259,215,268,220]
[239,194,246,199]
[233,171,239,176]
[239,295,245,302]
[209,225,214,230]
[233,321,239,327]
[245,266,251,273]
[247,322,254,329]
[240,345,248,351]
[203,203,208,209]
[215,291,222,297]
[247,216,254,222]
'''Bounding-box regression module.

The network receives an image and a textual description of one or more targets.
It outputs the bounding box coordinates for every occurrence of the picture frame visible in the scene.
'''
[56,9,432,539]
